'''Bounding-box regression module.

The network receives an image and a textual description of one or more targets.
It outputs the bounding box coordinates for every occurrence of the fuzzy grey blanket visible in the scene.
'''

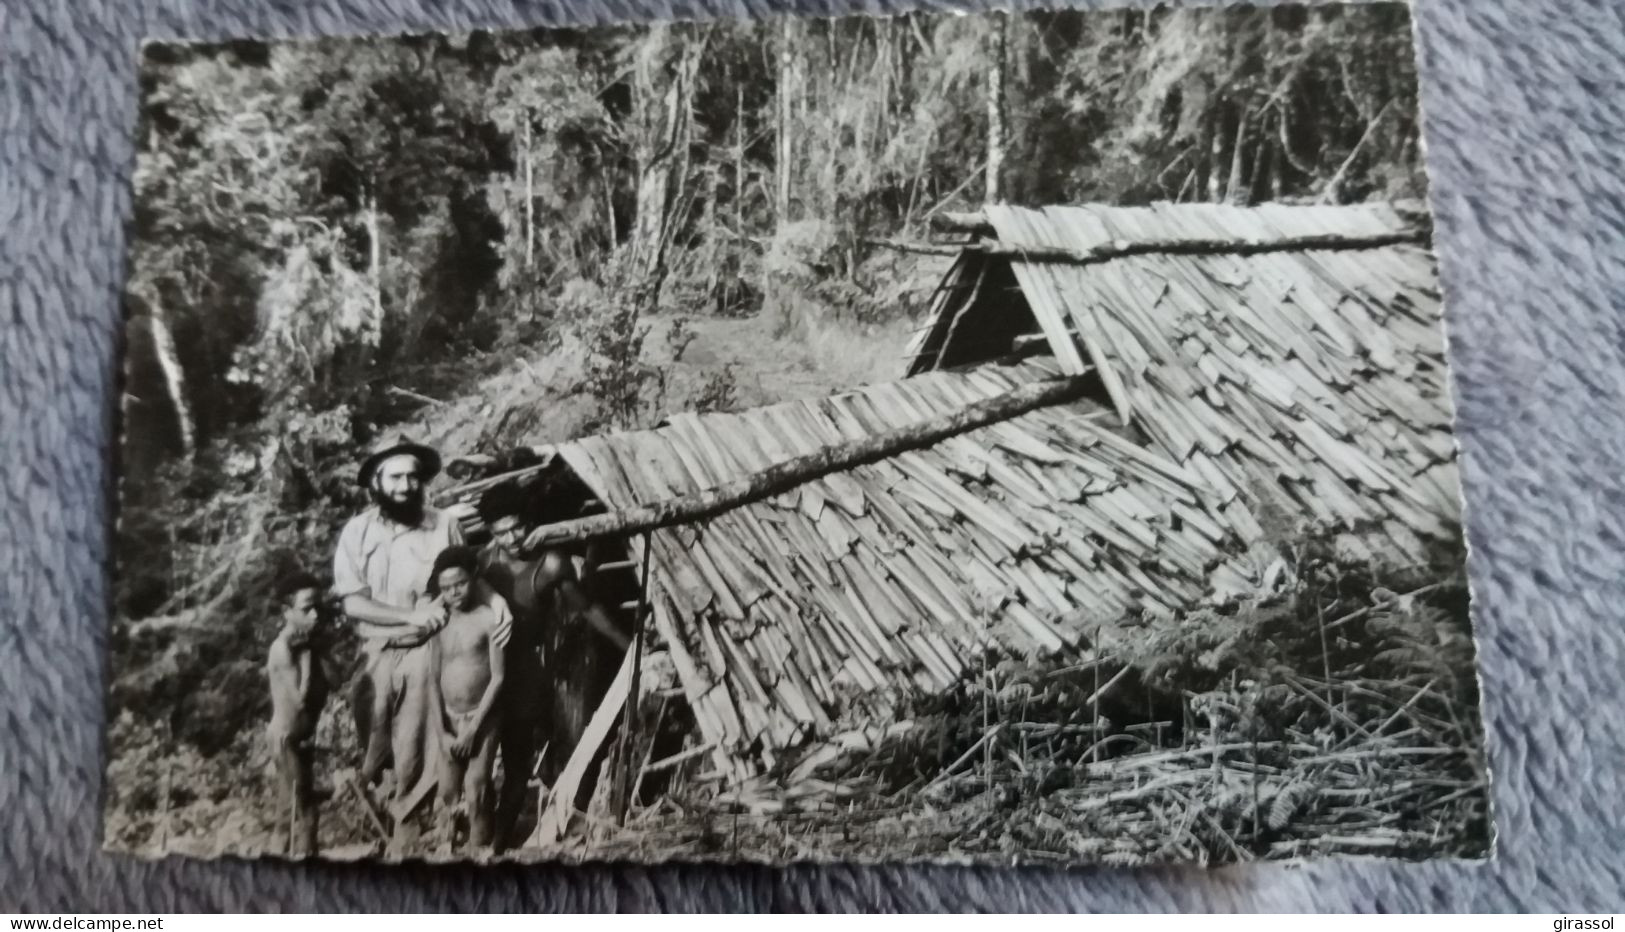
[4,0,1624,912]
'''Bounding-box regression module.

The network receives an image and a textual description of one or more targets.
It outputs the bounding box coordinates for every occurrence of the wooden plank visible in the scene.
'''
[532,647,636,845]
[886,550,972,635]
[647,593,730,741]
[1186,451,1242,506]
[863,483,945,553]
[1004,600,1067,654]
[893,451,1028,553]
[1071,417,1208,490]
[790,552,891,668]
[1057,500,1150,559]
[1223,497,1266,542]
[1015,558,1074,619]
[921,629,968,684]
[893,476,959,523]
[1088,489,1162,552]
[1000,247,1094,378]
[848,545,928,640]
[680,527,747,621]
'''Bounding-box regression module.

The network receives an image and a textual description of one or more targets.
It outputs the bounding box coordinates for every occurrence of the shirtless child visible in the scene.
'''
[426,546,511,853]
[265,572,329,859]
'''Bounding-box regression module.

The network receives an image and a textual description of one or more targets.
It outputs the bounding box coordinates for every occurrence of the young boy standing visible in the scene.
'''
[265,572,329,859]
[426,546,510,853]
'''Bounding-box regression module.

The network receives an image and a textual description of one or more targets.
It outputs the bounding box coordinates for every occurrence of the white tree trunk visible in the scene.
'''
[1206,111,1225,202]
[364,190,383,329]
[523,114,535,272]
[734,82,745,235]
[776,18,796,228]
[1226,110,1250,205]
[146,301,196,458]
[985,12,1007,204]
[628,29,700,293]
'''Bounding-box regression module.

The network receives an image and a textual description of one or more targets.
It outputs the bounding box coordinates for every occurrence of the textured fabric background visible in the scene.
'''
[4,0,1624,912]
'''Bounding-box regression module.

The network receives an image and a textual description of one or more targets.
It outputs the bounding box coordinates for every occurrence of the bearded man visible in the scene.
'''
[332,434,466,849]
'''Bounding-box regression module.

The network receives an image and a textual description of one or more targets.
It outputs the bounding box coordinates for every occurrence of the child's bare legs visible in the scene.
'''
[464,726,498,851]
[436,749,467,849]
[279,738,318,858]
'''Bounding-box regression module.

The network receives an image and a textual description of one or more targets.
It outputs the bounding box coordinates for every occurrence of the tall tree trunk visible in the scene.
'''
[363,188,384,338]
[879,19,893,144]
[734,82,745,237]
[146,300,196,459]
[775,18,796,228]
[523,113,535,273]
[628,28,702,306]
[985,11,1007,204]
[1196,110,1215,203]
[1008,11,1029,195]
[1225,109,1250,205]
[701,162,719,306]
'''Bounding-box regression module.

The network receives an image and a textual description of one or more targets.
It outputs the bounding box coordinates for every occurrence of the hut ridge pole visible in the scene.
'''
[966,229,1427,265]
[522,373,1098,550]
[613,531,655,825]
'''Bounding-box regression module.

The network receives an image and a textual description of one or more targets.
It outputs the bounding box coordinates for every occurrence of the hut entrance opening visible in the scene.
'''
[910,254,1115,410]
[458,455,694,824]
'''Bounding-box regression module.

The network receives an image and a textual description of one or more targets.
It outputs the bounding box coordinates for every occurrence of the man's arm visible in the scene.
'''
[537,552,632,652]
[559,580,633,652]
[343,596,423,630]
[342,593,448,643]
[379,628,431,650]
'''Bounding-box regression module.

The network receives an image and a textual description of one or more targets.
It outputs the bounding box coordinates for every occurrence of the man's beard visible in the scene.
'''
[373,488,425,526]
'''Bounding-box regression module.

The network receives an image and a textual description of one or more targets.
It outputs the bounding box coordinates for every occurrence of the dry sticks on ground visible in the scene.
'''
[563,578,1486,866]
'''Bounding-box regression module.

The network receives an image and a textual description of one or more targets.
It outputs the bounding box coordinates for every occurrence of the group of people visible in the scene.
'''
[263,434,631,858]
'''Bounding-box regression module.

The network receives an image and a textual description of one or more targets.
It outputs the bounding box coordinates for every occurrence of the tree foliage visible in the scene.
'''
[115,4,1427,748]
[126,5,1422,459]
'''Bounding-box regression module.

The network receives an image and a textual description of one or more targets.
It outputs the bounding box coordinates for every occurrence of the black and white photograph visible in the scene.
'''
[106,1,1492,867]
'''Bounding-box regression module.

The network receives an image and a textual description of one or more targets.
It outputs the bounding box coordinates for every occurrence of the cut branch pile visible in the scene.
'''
[989,668,1490,865]
[561,575,1488,867]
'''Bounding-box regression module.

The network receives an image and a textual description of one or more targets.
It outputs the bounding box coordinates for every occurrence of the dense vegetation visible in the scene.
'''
[108,4,1431,856]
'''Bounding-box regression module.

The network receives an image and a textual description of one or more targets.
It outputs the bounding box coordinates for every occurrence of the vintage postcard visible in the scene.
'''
[106,1,1491,866]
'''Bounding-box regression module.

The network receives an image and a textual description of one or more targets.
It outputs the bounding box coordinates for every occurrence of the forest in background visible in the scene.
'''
[108,3,1429,853]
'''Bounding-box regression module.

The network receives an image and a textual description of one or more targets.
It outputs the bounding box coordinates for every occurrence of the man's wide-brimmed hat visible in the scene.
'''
[356,433,443,488]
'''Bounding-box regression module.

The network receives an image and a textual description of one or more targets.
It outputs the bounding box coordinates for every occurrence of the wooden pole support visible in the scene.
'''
[521,373,1099,549]
[612,533,655,825]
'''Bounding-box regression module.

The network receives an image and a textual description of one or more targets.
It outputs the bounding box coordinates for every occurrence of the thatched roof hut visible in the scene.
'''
[907,202,1460,561]
[535,361,1236,771]
[445,201,1464,792]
